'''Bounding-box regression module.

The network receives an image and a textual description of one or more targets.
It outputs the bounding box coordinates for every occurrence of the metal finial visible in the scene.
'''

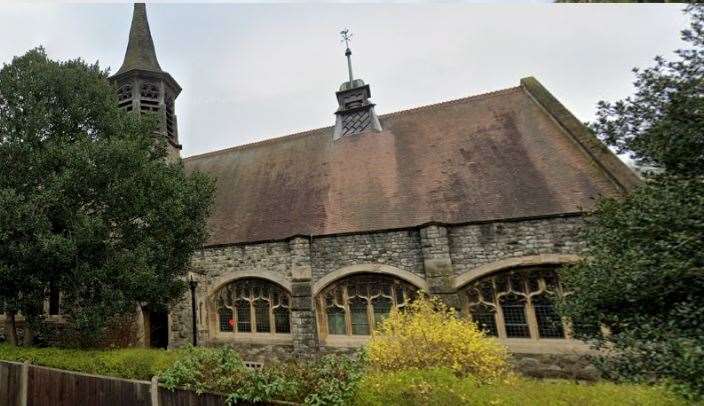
[340,28,353,50]
[340,28,354,84]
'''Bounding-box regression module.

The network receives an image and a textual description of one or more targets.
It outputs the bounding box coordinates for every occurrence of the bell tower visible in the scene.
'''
[111,3,182,158]
[333,29,382,140]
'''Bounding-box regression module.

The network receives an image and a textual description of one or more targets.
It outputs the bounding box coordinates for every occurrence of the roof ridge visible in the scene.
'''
[184,126,332,161]
[183,85,522,162]
[379,86,521,120]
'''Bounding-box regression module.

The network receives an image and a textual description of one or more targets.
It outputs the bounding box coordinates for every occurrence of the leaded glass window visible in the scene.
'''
[215,278,291,335]
[254,299,270,333]
[219,307,233,332]
[469,302,498,336]
[500,293,529,338]
[317,274,418,337]
[371,296,393,328]
[533,294,565,338]
[462,268,566,340]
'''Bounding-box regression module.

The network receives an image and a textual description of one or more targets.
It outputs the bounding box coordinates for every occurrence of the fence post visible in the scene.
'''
[18,361,29,406]
[150,376,160,406]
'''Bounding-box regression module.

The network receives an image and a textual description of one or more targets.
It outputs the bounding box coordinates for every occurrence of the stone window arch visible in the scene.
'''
[215,278,291,335]
[461,267,565,340]
[316,273,418,338]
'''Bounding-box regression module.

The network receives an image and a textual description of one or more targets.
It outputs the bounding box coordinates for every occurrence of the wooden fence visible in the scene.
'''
[0,360,296,406]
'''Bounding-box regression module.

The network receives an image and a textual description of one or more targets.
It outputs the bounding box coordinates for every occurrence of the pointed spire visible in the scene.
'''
[116,3,162,75]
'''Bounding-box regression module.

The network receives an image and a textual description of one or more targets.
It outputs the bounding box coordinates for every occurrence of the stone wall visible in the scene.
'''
[170,241,293,348]
[512,353,600,381]
[310,229,425,282]
[170,214,588,365]
[449,216,585,276]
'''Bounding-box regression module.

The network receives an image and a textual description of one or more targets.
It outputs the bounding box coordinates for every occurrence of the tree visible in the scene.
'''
[555,1,679,3]
[558,5,704,399]
[0,48,215,346]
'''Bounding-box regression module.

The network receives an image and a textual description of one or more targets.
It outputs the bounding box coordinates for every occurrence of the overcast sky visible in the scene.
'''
[0,2,688,158]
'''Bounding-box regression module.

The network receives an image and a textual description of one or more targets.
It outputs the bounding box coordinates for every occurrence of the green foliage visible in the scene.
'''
[1,344,689,404]
[0,343,179,380]
[0,47,215,346]
[159,345,365,405]
[555,1,679,3]
[354,368,687,406]
[367,295,509,382]
[558,176,704,399]
[557,6,704,400]
[591,5,704,177]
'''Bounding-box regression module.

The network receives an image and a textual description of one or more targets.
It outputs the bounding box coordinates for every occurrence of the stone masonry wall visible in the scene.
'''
[167,214,591,379]
[449,216,586,277]
[170,241,292,348]
[310,229,425,283]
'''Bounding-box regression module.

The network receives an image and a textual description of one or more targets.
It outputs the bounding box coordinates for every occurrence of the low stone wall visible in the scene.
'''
[212,341,601,382]
[512,353,600,381]
[210,342,297,364]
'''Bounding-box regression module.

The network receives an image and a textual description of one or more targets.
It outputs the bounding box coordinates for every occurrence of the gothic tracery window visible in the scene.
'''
[216,279,291,335]
[317,274,418,337]
[463,268,565,340]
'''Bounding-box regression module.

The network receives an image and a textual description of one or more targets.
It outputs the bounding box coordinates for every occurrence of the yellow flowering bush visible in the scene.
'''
[366,295,509,382]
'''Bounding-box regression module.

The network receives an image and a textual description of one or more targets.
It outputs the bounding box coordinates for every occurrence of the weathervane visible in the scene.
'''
[340,28,354,84]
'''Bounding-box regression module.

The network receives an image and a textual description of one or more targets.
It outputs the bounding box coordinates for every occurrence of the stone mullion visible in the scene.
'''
[525,293,540,340]
[366,297,374,336]
[249,299,255,334]
[268,300,275,336]
[494,292,508,340]
[343,286,352,336]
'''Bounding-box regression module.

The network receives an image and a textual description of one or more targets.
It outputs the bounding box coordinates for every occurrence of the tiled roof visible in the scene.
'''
[184,78,638,246]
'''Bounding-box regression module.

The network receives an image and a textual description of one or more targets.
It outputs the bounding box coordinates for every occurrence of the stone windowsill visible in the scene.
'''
[321,334,371,348]
[502,338,595,354]
[209,333,293,345]
[320,334,594,355]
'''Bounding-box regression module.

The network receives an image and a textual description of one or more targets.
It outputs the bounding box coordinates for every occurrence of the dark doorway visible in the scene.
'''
[148,310,169,349]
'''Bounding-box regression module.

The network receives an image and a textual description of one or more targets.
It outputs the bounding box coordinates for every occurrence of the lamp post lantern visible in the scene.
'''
[188,274,198,346]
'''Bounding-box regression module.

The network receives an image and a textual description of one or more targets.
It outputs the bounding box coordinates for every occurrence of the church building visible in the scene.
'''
[115,4,639,376]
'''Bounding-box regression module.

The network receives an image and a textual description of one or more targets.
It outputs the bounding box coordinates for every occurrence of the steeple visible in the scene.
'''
[111,3,182,158]
[333,29,382,140]
[115,3,162,75]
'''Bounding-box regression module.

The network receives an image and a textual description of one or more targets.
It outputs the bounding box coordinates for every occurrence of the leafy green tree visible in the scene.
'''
[555,1,679,3]
[558,5,704,399]
[0,48,215,346]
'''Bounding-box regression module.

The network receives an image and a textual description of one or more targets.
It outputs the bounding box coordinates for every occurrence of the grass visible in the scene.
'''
[354,368,689,406]
[0,343,180,381]
[0,345,691,405]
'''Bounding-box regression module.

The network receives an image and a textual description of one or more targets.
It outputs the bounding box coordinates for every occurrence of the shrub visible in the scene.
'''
[366,295,509,382]
[0,343,179,380]
[354,368,688,406]
[159,345,365,405]
[160,345,297,403]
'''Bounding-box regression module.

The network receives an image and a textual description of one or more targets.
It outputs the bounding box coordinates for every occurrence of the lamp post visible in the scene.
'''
[188,274,198,347]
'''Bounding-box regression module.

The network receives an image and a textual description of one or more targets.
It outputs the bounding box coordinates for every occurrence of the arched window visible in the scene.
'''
[317,274,418,337]
[215,278,291,335]
[462,267,565,340]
